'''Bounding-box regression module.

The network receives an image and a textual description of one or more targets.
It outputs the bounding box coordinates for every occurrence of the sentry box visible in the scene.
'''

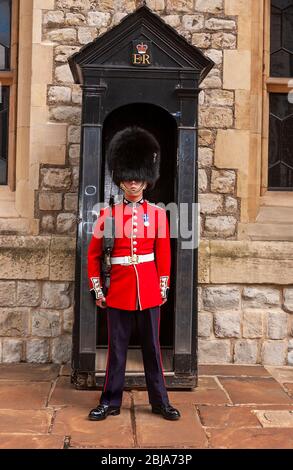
[68,5,213,390]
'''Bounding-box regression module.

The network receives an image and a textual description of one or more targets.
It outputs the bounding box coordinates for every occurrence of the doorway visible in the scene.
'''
[96,102,178,373]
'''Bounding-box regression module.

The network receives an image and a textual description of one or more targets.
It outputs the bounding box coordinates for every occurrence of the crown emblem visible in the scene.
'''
[136,42,148,54]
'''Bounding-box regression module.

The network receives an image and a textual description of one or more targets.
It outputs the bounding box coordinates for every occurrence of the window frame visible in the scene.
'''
[262,0,293,193]
[0,0,19,190]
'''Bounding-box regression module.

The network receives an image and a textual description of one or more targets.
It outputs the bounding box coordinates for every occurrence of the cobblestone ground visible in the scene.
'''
[0,364,292,449]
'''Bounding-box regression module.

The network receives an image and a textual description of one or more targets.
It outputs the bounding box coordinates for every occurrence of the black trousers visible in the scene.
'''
[99,305,170,407]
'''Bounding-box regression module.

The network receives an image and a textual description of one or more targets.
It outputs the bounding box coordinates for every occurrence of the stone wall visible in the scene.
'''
[40,0,239,239]
[0,236,75,363]
[0,0,292,365]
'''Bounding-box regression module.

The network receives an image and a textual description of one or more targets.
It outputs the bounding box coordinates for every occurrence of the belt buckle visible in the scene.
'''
[128,254,139,264]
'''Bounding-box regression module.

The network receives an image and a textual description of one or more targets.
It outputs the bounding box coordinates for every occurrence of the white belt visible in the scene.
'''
[110,253,155,265]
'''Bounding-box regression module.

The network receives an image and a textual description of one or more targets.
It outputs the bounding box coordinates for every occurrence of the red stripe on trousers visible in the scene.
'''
[103,311,110,392]
[158,308,167,387]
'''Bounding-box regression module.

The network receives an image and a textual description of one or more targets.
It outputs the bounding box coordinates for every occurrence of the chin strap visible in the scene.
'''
[120,181,147,196]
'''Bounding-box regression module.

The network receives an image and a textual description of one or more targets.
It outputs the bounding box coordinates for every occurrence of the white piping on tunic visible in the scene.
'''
[131,201,142,310]
[133,264,142,311]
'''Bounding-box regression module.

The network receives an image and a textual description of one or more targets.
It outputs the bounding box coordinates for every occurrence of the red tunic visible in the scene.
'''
[87,197,171,311]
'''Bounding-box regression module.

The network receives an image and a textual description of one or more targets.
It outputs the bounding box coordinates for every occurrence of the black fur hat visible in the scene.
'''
[107,126,161,189]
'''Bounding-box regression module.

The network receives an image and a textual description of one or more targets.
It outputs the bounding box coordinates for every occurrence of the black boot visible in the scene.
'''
[88,404,120,421]
[151,403,181,420]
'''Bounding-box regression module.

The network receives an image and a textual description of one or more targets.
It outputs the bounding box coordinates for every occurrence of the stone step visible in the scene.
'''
[238,222,293,241]
[256,206,293,224]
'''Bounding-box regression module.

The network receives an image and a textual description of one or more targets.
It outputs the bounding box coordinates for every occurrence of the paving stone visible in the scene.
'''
[0,434,64,449]
[284,383,293,396]
[208,427,293,449]
[52,406,134,448]
[0,409,52,433]
[0,364,60,381]
[218,377,292,405]
[198,405,261,428]
[60,364,71,376]
[265,366,293,384]
[0,382,51,409]
[254,410,293,428]
[49,376,131,409]
[133,377,230,405]
[135,404,208,448]
[199,365,271,377]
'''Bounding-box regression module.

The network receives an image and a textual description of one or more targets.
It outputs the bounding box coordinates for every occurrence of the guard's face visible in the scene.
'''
[122,180,145,193]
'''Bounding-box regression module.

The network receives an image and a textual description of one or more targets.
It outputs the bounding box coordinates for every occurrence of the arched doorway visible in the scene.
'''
[96,103,178,374]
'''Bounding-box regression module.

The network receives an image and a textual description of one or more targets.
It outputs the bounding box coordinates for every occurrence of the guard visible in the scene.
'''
[87,126,181,421]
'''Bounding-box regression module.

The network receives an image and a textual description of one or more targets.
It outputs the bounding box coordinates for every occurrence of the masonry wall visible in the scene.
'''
[0,0,292,365]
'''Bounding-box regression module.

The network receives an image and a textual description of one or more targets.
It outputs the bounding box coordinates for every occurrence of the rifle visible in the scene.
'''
[101,212,115,296]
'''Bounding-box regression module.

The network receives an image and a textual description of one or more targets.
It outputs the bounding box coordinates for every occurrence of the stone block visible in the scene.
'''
[163,15,181,27]
[210,241,293,285]
[17,281,41,307]
[214,311,241,338]
[41,282,71,309]
[205,216,237,237]
[211,170,236,194]
[199,106,233,128]
[204,89,234,106]
[284,288,293,313]
[41,215,55,233]
[262,341,287,366]
[199,194,223,215]
[64,193,78,211]
[225,197,238,213]
[166,0,193,13]
[47,28,76,43]
[43,10,65,26]
[198,339,231,363]
[195,0,223,13]
[39,192,62,211]
[198,147,213,167]
[192,33,211,49]
[243,310,264,338]
[205,18,236,30]
[31,310,61,337]
[199,241,210,284]
[242,287,280,309]
[223,50,251,90]
[198,311,213,338]
[0,282,16,307]
[182,14,204,32]
[211,32,236,49]
[267,311,288,340]
[0,237,50,280]
[51,335,72,363]
[56,213,76,235]
[49,106,81,124]
[63,307,74,333]
[50,237,76,281]
[87,12,111,27]
[234,340,258,364]
[48,86,71,104]
[198,169,208,192]
[40,168,72,191]
[202,286,240,312]
[2,339,23,363]
[68,126,81,144]
[26,339,50,363]
[0,309,29,337]
[55,45,80,63]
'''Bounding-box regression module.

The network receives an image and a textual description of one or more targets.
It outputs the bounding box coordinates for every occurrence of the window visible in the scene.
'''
[268,0,293,190]
[0,0,18,188]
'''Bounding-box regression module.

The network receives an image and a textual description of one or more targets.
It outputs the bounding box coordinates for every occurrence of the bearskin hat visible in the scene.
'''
[107,126,161,189]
